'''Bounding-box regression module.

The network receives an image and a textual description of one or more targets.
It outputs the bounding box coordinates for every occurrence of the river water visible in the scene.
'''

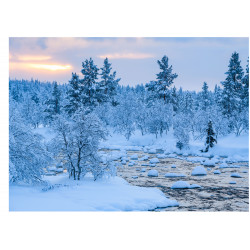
[103,149,249,212]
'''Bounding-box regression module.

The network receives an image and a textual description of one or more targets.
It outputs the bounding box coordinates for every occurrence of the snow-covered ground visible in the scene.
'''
[101,129,249,161]
[10,127,247,211]
[9,174,178,211]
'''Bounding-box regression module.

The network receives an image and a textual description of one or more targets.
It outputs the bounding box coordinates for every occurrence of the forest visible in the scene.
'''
[9,52,249,184]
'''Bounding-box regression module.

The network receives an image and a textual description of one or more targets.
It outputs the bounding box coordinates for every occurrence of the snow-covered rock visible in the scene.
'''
[136,168,141,171]
[219,163,228,168]
[167,154,177,158]
[231,173,242,178]
[139,155,149,161]
[191,166,207,176]
[121,160,126,165]
[130,154,138,160]
[171,181,190,189]
[229,181,236,184]
[141,168,146,172]
[189,184,202,189]
[128,161,135,166]
[141,163,150,166]
[165,173,186,178]
[171,164,176,168]
[171,181,201,189]
[148,148,157,154]
[213,170,221,174]
[132,176,138,179]
[157,154,166,159]
[203,159,216,166]
[150,158,160,164]
[147,170,158,177]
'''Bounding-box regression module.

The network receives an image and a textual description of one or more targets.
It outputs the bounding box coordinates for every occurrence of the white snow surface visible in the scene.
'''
[149,158,160,164]
[9,174,178,211]
[99,129,248,162]
[191,166,207,176]
[147,170,159,177]
[171,181,201,189]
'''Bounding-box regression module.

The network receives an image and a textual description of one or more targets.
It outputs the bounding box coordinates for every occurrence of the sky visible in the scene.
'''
[9,37,249,91]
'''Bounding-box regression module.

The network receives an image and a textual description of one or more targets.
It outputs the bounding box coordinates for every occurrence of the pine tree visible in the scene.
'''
[242,58,249,107]
[204,120,217,152]
[98,58,120,104]
[44,82,61,121]
[65,73,81,114]
[221,52,244,116]
[146,55,178,102]
[170,86,179,113]
[201,82,209,110]
[80,58,99,107]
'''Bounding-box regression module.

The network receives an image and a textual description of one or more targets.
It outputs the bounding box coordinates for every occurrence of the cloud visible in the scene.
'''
[29,63,72,71]
[98,52,154,59]
[17,55,52,61]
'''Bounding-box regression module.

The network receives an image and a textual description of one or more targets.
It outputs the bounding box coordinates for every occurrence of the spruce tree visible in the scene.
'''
[204,120,217,152]
[80,58,99,107]
[242,58,249,107]
[221,52,244,116]
[170,86,179,113]
[146,55,178,102]
[98,58,120,104]
[44,82,61,122]
[65,73,81,114]
[201,82,209,111]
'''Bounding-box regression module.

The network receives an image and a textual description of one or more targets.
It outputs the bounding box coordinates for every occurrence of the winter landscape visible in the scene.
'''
[9,37,249,211]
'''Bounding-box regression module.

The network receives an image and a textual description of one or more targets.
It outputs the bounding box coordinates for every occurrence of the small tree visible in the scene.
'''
[204,120,217,152]
[51,109,107,180]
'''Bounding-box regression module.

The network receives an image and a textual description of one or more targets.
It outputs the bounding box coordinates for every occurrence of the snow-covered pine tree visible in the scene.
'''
[98,58,120,105]
[173,113,190,150]
[44,82,61,122]
[65,73,82,115]
[170,86,179,113]
[80,58,99,107]
[146,55,178,102]
[242,58,249,107]
[201,82,210,111]
[203,120,217,152]
[221,52,244,116]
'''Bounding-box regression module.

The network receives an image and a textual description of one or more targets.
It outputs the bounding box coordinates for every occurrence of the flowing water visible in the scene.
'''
[102,149,249,212]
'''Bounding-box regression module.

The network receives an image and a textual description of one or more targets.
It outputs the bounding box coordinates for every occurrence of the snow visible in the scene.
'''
[171,181,190,189]
[165,173,186,178]
[219,163,228,168]
[171,164,176,168]
[171,181,201,189]
[229,181,237,184]
[139,155,149,161]
[203,159,216,166]
[141,168,146,172]
[191,166,207,176]
[130,154,138,160]
[231,173,242,178]
[149,158,160,164]
[213,170,221,174]
[157,154,166,159]
[9,174,179,211]
[147,170,158,177]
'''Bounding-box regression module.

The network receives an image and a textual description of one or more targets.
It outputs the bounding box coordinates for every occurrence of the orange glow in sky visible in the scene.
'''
[28,63,72,71]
